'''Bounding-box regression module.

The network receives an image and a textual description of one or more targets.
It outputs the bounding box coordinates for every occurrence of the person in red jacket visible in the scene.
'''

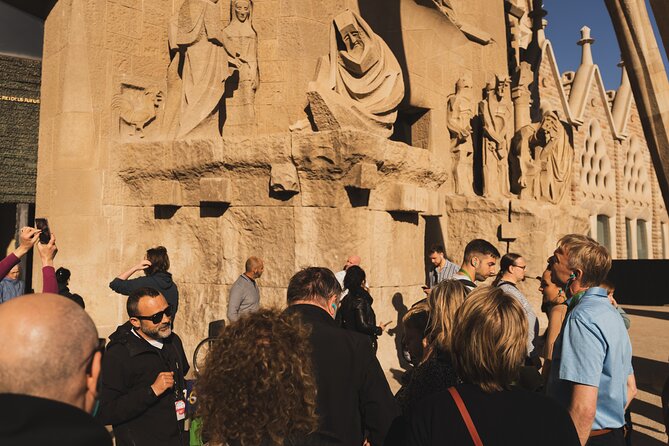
[0,226,58,296]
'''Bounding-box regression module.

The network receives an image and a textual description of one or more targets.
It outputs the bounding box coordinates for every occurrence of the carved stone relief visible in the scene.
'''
[113,83,163,140]
[479,75,512,197]
[222,0,259,134]
[512,109,573,204]
[531,110,573,204]
[432,0,493,45]
[293,10,404,138]
[623,135,651,205]
[164,0,243,139]
[446,77,474,195]
[581,119,615,200]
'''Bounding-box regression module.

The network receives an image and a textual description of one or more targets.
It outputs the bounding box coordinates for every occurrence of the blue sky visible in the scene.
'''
[544,0,668,90]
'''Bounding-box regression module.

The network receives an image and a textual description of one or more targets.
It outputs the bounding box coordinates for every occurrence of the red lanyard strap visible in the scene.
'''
[447,387,484,446]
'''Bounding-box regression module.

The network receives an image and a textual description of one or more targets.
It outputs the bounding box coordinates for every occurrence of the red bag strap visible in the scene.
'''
[447,387,484,446]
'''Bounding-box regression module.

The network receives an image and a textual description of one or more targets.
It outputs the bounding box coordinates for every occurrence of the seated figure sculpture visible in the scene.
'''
[514,107,573,204]
[296,10,404,138]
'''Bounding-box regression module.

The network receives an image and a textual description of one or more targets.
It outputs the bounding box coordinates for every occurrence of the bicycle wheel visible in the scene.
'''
[193,337,215,374]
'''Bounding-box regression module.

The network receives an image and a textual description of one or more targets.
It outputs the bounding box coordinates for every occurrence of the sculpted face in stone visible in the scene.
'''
[495,78,508,100]
[341,25,364,58]
[235,0,250,22]
[456,77,472,93]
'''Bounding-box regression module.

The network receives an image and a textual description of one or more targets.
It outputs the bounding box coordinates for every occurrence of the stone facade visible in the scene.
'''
[35,0,668,382]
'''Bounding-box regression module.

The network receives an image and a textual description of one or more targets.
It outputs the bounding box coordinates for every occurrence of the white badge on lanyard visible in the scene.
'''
[175,399,186,421]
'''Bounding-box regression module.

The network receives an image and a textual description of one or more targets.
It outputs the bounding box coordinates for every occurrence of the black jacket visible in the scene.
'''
[96,321,189,446]
[58,284,86,308]
[337,288,381,338]
[109,272,180,315]
[0,393,112,445]
[284,304,400,446]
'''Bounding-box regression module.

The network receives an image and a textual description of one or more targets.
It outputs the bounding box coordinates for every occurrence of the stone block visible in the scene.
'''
[370,183,428,213]
[50,170,103,217]
[106,2,142,39]
[270,163,300,193]
[143,0,170,26]
[199,177,234,204]
[254,17,278,40]
[104,31,141,56]
[345,162,379,190]
[499,222,519,241]
[423,192,444,217]
[152,180,183,206]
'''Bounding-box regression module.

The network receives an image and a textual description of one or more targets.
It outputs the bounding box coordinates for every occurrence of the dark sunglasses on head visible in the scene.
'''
[134,305,173,324]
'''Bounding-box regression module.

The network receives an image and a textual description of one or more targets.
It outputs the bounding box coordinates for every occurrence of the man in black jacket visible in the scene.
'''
[97,287,189,446]
[284,267,400,446]
[0,294,111,445]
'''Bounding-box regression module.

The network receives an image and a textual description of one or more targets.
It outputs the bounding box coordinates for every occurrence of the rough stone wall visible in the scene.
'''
[35,0,669,386]
[0,54,41,204]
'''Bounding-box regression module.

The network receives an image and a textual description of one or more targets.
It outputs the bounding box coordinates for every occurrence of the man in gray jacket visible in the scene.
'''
[227,257,264,322]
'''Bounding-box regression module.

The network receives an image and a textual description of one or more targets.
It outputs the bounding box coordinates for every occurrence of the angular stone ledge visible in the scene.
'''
[116,129,449,209]
[199,177,234,204]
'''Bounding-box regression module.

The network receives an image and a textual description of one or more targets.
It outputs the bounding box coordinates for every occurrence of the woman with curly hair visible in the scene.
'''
[196,309,319,446]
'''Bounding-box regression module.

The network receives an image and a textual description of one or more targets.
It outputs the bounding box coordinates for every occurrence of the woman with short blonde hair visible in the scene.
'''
[407,286,579,446]
[394,280,464,414]
[451,286,528,392]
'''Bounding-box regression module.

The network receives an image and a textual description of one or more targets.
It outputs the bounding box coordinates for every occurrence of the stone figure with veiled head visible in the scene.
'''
[479,75,512,197]
[446,77,474,195]
[221,0,259,134]
[294,10,404,137]
[530,108,573,204]
[164,0,241,139]
[224,0,258,91]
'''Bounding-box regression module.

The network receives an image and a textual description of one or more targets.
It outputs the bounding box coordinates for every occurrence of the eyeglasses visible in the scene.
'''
[513,264,527,270]
[133,305,173,324]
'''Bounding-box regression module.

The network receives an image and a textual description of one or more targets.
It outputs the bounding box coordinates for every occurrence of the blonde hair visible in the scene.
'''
[425,280,467,357]
[451,286,528,392]
[556,234,611,287]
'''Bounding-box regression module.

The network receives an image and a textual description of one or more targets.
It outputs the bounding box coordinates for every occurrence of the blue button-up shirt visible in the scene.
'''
[547,287,633,429]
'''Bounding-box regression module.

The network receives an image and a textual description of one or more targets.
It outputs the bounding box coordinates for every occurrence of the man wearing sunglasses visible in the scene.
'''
[97,287,189,446]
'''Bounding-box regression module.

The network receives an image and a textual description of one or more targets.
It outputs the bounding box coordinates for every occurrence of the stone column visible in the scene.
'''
[605,0,669,212]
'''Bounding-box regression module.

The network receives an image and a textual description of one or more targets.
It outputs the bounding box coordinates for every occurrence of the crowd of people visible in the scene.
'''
[0,225,661,446]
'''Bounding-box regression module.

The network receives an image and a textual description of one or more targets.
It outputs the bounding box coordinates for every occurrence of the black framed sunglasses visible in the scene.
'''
[134,305,173,324]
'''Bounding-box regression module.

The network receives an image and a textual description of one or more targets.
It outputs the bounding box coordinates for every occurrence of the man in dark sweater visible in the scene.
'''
[0,294,112,445]
[97,287,189,446]
[284,267,400,446]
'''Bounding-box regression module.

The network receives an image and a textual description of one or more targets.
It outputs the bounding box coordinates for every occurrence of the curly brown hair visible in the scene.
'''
[196,309,319,446]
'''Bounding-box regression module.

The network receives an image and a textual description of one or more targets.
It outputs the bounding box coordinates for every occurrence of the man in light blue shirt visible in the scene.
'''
[547,234,636,446]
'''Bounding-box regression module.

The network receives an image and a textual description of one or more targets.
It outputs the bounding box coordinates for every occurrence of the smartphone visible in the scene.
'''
[35,218,51,244]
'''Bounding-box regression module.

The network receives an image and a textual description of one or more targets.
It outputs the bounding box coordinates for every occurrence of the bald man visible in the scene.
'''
[227,256,264,322]
[335,255,362,301]
[0,294,111,445]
